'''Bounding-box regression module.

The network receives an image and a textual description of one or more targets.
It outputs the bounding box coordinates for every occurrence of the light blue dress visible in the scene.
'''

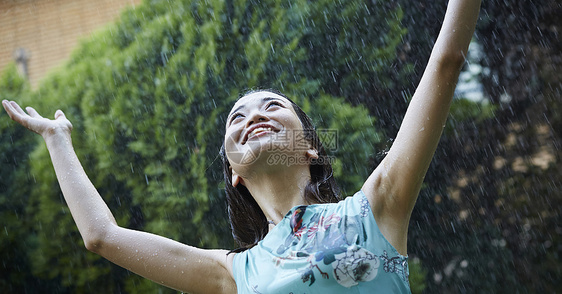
[233,190,411,293]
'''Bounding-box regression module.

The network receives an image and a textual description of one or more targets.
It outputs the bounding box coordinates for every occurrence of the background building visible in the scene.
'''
[0,0,140,88]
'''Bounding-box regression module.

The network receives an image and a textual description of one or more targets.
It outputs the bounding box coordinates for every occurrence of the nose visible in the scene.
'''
[245,110,268,127]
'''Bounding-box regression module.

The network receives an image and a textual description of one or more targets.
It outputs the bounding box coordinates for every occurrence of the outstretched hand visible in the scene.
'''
[2,100,73,138]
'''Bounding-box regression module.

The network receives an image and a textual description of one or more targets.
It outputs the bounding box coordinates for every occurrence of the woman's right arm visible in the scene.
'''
[2,100,236,294]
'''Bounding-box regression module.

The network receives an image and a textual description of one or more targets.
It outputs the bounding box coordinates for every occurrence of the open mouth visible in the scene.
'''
[243,124,280,144]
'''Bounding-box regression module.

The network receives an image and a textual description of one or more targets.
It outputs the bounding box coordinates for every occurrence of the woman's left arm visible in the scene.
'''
[362,0,481,254]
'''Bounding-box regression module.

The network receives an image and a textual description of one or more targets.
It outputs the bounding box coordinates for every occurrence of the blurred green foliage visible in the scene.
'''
[0,64,39,292]
[408,258,427,294]
[6,0,554,292]
[0,0,415,292]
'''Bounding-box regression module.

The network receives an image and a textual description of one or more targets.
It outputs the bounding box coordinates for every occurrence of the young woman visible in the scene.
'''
[2,0,480,293]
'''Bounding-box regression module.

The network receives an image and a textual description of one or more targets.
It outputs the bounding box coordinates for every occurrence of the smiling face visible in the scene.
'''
[221,90,340,249]
[224,90,309,175]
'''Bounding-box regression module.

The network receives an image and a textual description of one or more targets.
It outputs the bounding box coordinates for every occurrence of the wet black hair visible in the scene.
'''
[219,89,340,252]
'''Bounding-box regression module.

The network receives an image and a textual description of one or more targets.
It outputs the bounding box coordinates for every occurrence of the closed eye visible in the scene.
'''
[230,113,244,124]
[266,101,283,109]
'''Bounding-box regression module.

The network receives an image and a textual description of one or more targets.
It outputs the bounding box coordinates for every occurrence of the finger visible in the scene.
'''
[54,109,66,120]
[1,100,11,113]
[2,100,22,120]
[1,100,14,118]
[26,106,44,118]
[9,101,28,117]
[2,101,32,128]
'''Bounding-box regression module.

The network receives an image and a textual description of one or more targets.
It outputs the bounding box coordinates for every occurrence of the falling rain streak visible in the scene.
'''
[0,0,560,293]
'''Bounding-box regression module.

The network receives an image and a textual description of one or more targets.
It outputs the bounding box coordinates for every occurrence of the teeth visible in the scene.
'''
[248,127,273,139]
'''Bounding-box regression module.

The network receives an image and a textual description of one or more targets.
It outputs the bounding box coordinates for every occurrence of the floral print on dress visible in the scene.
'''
[271,197,409,290]
[359,194,370,217]
[380,251,409,282]
[332,244,380,287]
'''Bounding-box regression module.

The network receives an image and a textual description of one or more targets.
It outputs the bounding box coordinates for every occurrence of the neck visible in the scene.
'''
[242,163,312,226]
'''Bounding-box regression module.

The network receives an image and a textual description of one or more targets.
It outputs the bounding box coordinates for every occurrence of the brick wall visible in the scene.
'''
[0,0,141,88]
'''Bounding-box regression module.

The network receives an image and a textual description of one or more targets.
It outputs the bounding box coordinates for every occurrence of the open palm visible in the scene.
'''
[2,100,72,138]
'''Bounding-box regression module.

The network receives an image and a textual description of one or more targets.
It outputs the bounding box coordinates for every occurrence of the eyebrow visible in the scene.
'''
[228,97,284,122]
